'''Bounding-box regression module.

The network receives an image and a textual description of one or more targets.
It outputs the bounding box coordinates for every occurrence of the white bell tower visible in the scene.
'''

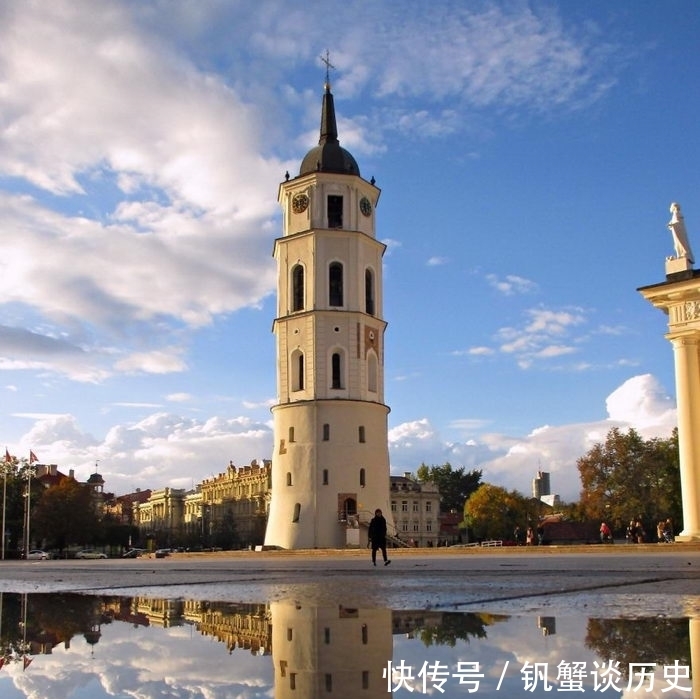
[264,77,393,549]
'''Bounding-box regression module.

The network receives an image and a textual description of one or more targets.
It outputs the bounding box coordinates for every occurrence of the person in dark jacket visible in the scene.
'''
[368,509,391,566]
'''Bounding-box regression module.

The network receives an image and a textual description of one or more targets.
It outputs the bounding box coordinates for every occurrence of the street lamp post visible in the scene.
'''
[1,463,8,561]
[21,462,37,557]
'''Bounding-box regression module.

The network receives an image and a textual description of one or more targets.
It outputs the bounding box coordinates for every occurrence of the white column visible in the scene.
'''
[671,336,700,541]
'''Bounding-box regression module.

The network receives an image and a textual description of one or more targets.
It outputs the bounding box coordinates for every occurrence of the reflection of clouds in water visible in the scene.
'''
[4,622,274,699]
[0,597,693,699]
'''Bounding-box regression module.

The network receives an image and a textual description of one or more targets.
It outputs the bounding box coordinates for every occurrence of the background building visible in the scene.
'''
[390,474,440,547]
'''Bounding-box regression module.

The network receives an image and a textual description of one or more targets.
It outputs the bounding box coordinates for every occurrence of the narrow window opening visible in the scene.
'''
[327,195,343,228]
[292,503,301,522]
[292,265,304,311]
[323,423,330,441]
[331,352,342,389]
[329,262,343,306]
[365,268,375,315]
[289,426,295,443]
[324,627,331,644]
[292,350,305,392]
[362,671,369,689]
[361,624,368,644]
[323,469,329,485]
[360,468,366,487]
[286,472,292,486]
[359,425,366,443]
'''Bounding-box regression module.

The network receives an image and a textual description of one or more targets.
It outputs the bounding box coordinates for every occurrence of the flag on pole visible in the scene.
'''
[4,448,11,463]
[23,656,33,670]
[29,451,38,464]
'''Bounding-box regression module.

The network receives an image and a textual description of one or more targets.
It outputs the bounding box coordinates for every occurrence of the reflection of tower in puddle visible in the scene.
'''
[270,602,392,698]
[537,616,556,637]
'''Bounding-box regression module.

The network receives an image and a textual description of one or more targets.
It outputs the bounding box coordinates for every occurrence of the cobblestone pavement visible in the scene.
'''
[1,545,699,616]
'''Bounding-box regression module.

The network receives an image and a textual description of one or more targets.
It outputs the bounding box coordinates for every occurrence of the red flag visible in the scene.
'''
[23,656,32,670]
[4,448,11,463]
[0,656,5,670]
[29,451,38,464]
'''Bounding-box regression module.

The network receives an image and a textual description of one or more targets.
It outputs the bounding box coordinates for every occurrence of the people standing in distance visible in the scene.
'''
[368,508,391,567]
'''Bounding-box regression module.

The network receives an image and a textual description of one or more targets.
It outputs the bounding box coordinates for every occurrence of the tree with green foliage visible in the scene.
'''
[464,484,531,541]
[32,477,100,553]
[415,463,482,513]
[577,427,682,536]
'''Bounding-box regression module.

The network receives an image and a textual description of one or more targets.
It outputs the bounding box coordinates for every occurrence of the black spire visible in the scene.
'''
[299,68,360,177]
[319,82,339,146]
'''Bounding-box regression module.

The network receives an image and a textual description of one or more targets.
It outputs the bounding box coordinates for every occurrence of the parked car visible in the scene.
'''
[26,549,51,560]
[75,549,108,559]
[122,548,146,558]
[154,548,171,558]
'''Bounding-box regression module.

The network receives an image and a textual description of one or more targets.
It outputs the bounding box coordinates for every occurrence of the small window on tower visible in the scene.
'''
[323,469,329,485]
[329,262,343,307]
[291,350,304,392]
[359,426,366,443]
[331,352,343,389]
[323,423,330,441]
[365,268,375,315]
[292,265,304,311]
[327,195,343,228]
[293,503,301,522]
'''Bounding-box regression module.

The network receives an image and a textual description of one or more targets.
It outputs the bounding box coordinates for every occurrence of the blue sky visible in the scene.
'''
[1,0,697,501]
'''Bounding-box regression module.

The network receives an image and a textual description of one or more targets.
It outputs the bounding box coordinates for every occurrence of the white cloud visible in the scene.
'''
[490,306,587,367]
[427,256,449,267]
[605,373,676,430]
[486,273,538,296]
[166,392,192,403]
[114,348,188,375]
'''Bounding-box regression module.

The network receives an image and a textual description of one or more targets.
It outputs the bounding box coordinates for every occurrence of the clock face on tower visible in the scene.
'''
[292,193,309,214]
[359,196,372,217]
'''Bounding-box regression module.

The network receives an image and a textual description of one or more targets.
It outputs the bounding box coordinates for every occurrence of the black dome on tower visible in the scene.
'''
[299,82,360,177]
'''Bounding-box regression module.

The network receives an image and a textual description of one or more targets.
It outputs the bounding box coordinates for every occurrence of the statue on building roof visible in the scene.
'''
[668,202,694,264]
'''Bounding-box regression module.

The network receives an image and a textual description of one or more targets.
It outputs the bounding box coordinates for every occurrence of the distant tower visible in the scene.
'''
[264,72,393,549]
[532,470,550,499]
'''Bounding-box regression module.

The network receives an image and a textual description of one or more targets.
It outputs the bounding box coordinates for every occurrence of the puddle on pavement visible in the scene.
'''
[0,593,694,697]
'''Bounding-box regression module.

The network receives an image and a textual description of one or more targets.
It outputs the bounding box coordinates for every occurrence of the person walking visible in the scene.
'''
[368,509,391,566]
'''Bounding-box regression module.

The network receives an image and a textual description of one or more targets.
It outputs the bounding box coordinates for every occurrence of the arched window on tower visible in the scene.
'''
[331,351,343,389]
[329,262,343,307]
[365,268,375,315]
[291,350,304,392]
[292,264,304,312]
[367,352,378,393]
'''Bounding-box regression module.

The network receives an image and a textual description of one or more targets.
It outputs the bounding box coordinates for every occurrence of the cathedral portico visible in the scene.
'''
[639,203,700,541]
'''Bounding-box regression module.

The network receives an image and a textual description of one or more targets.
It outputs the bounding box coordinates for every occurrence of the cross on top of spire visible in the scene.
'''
[320,49,335,89]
